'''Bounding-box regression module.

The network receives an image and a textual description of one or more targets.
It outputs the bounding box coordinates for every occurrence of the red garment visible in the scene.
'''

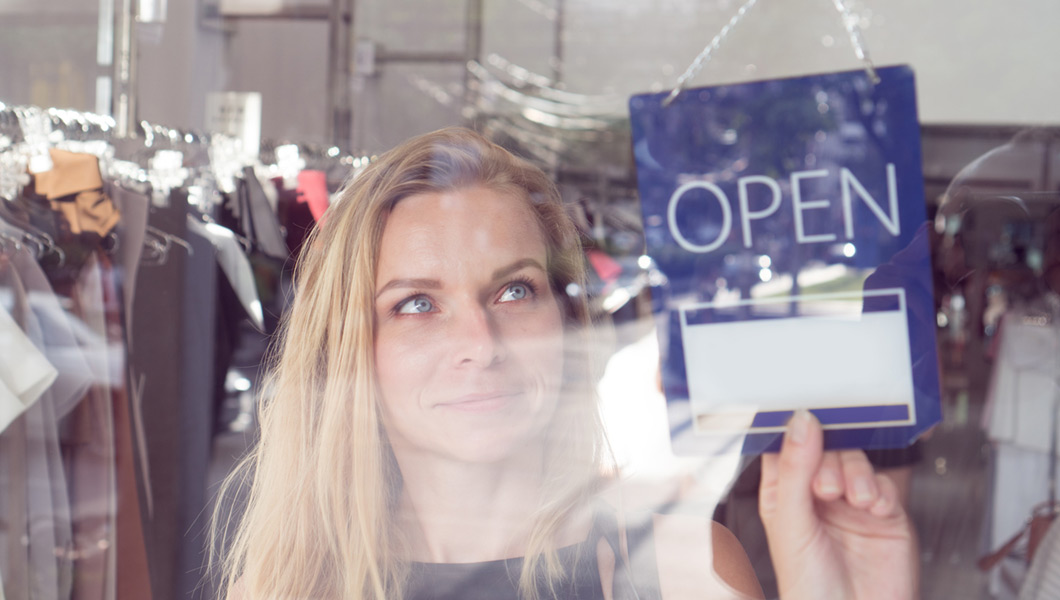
[296,170,329,223]
[587,249,622,284]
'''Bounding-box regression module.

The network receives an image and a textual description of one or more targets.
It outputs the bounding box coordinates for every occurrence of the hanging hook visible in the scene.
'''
[145,225,193,257]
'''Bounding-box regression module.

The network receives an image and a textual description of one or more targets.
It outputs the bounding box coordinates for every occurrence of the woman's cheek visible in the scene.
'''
[376,322,436,396]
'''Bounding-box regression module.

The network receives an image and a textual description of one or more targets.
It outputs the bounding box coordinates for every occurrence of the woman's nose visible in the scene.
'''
[452,304,506,367]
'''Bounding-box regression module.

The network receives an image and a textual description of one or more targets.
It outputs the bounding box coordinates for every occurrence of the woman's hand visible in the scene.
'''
[758,410,918,600]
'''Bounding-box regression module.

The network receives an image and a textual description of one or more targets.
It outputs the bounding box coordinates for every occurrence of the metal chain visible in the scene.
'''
[663,0,880,107]
[662,0,759,107]
[831,0,879,84]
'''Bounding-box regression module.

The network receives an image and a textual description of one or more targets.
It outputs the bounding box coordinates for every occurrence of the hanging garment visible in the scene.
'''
[12,249,95,419]
[984,312,1060,455]
[238,168,287,260]
[32,149,120,239]
[14,277,68,600]
[91,255,152,600]
[0,300,56,434]
[0,258,37,600]
[16,155,118,291]
[64,267,114,600]
[272,176,314,257]
[177,214,223,600]
[128,200,196,600]
[11,247,87,600]
[129,195,220,600]
[105,183,148,344]
[186,216,264,332]
[3,241,130,600]
[983,311,1060,597]
[0,407,30,600]
[60,250,152,600]
[296,169,329,223]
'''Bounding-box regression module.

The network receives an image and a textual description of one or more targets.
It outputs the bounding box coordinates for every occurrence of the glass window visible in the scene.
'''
[1,2,1057,599]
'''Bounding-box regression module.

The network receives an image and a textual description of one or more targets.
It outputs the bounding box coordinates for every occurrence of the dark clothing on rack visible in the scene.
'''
[106,183,148,342]
[236,167,287,260]
[272,176,315,257]
[127,193,218,600]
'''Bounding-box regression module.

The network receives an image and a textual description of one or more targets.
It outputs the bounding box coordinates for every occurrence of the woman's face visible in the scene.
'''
[373,186,566,465]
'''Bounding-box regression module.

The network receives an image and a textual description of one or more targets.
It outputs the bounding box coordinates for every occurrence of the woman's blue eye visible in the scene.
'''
[499,283,530,302]
[397,296,434,314]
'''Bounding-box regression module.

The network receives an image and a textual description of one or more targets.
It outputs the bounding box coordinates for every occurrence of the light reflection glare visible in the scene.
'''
[602,288,631,313]
[758,268,772,282]
[843,243,857,258]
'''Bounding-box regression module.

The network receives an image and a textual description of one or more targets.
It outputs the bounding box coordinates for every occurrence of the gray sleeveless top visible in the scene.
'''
[404,509,661,600]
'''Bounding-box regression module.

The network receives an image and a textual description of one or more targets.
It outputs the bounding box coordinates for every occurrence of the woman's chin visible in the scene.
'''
[444,427,547,466]
[391,425,548,468]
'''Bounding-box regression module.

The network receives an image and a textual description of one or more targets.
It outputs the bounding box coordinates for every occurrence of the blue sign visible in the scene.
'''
[630,66,942,455]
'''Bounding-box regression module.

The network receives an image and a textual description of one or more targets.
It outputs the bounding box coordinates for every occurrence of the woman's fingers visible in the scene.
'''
[760,412,917,600]
[761,411,905,527]
[813,451,844,501]
[869,470,902,518]
[839,450,880,508]
[759,410,824,538]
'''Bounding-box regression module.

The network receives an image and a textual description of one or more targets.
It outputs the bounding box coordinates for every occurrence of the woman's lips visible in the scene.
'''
[437,391,521,412]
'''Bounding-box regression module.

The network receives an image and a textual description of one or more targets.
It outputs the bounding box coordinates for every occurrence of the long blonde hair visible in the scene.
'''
[211,127,610,599]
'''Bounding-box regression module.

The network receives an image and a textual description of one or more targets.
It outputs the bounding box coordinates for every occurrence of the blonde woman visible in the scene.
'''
[212,128,916,599]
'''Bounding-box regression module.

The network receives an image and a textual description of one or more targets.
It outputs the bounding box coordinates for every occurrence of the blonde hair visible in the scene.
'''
[211,127,610,599]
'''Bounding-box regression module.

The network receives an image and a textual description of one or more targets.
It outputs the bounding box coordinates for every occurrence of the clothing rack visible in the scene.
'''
[0,100,380,600]
[0,101,372,203]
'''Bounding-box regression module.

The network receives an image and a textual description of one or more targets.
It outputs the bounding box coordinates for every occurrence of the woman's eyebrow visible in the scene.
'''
[375,259,546,300]
[490,258,546,281]
[375,278,441,299]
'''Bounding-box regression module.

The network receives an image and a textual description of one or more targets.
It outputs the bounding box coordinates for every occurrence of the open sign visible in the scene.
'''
[630,65,942,455]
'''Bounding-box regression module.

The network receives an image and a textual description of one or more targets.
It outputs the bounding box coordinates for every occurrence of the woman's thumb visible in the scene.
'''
[759,410,825,544]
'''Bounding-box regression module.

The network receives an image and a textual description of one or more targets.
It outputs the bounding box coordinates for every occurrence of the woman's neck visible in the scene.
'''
[394,448,549,564]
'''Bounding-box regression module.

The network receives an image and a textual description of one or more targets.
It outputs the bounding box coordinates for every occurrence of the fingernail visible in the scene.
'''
[853,477,877,504]
[788,409,812,445]
[817,469,841,496]
[870,493,892,517]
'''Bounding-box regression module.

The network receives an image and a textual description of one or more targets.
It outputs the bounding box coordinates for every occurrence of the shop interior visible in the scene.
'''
[1,1,1059,599]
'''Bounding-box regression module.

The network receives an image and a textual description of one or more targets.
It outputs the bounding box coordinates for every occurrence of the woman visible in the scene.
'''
[212,127,916,599]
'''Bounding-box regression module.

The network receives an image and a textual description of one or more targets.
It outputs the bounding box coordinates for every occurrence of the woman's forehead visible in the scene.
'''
[376,186,549,278]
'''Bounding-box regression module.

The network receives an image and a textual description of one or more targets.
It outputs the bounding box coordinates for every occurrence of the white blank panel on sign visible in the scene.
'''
[680,289,915,430]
